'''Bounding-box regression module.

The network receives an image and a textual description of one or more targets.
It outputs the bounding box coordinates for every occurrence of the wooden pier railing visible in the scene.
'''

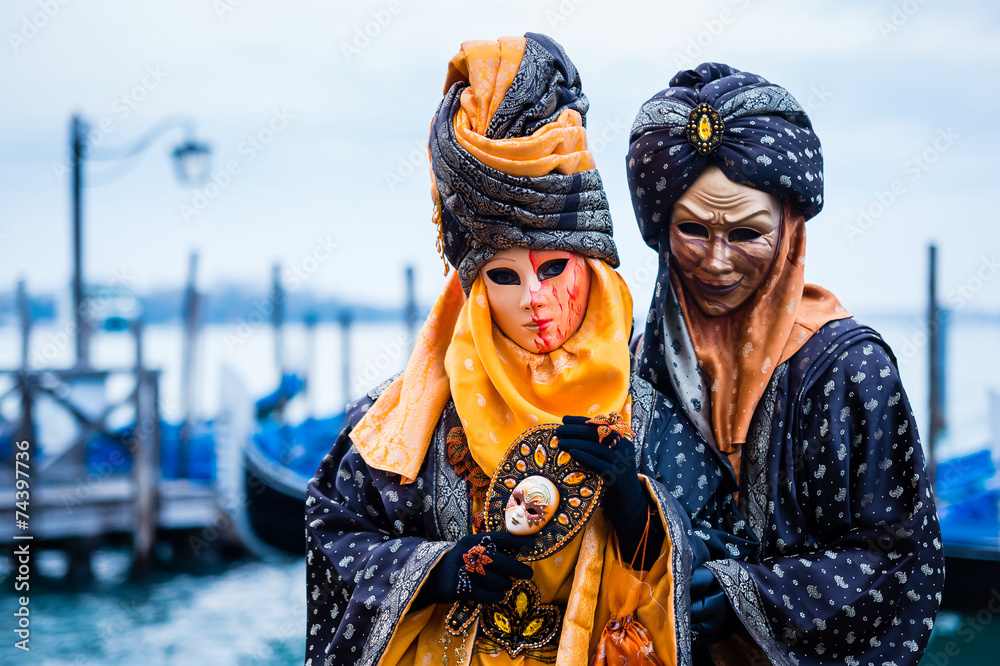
[1,365,224,581]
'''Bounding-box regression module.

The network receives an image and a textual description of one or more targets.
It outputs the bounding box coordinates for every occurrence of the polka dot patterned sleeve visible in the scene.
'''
[706,335,945,665]
[304,394,453,666]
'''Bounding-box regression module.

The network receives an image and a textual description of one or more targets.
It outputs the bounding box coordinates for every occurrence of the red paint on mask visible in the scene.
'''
[527,251,590,352]
[482,248,592,354]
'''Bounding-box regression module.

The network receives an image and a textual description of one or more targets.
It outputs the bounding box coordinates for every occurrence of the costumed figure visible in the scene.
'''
[624,63,945,665]
[305,34,693,666]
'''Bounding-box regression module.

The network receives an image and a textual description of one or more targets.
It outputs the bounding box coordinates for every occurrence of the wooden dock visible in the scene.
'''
[0,478,221,542]
[0,362,234,581]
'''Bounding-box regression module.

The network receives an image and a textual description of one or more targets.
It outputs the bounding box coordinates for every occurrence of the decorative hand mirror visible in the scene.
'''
[485,424,604,561]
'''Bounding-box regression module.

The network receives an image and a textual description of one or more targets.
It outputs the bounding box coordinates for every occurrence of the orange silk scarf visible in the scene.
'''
[445,258,633,477]
[348,273,465,484]
[672,207,849,484]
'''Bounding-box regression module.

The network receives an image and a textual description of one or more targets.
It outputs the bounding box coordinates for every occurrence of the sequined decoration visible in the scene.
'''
[463,541,494,576]
[457,536,496,593]
[479,579,562,657]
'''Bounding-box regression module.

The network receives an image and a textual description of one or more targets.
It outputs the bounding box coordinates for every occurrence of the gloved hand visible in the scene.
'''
[554,415,664,569]
[413,531,534,608]
[690,564,736,649]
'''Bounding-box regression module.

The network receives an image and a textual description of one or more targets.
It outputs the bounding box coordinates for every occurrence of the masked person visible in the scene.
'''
[306,34,693,666]
[624,63,945,665]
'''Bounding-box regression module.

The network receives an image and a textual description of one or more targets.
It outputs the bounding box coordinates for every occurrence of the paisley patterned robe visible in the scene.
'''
[304,375,693,666]
[641,317,945,665]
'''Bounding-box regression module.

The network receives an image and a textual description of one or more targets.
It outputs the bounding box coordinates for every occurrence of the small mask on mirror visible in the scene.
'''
[504,475,559,535]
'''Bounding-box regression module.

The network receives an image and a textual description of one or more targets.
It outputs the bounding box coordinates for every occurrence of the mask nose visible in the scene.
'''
[521,274,544,310]
[702,237,734,275]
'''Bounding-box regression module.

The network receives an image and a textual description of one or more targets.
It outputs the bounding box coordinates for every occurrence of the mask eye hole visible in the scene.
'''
[729,228,763,242]
[677,222,709,239]
[537,259,568,281]
[486,268,520,286]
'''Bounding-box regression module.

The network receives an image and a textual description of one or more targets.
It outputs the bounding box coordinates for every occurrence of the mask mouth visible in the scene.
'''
[694,277,743,296]
[530,317,552,331]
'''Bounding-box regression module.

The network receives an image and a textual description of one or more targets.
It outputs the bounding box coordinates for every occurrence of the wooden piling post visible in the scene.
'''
[304,312,317,418]
[927,244,946,484]
[17,279,30,369]
[131,320,161,579]
[15,279,36,447]
[339,311,352,405]
[71,115,91,370]
[404,265,417,356]
[65,537,96,588]
[178,252,200,480]
[271,264,285,376]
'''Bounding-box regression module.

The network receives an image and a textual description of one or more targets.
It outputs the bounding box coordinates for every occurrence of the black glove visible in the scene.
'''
[554,415,664,569]
[413,531,534,608]
[690,564,737,650]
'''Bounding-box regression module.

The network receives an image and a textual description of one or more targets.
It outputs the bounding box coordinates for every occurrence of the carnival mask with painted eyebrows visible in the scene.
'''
[504,475,559,536]
[669,166,782,317]
[481,248,592,354]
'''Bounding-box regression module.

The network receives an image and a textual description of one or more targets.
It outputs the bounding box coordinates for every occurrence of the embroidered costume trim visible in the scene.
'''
[446,426,490,499]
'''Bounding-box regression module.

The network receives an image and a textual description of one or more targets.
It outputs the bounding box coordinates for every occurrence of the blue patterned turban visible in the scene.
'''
[626,63,824,250]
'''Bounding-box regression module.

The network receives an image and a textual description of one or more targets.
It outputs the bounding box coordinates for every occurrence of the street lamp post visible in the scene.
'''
[69,114,211,370]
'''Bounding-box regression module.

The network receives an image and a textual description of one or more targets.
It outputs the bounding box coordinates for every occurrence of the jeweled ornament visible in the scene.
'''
[478,579,562,657]
[685,103,724,155]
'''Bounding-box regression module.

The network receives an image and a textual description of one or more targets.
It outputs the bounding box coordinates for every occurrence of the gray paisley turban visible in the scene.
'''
[429,32,619,293]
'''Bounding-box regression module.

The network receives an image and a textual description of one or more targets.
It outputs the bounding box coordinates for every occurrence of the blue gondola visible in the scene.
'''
[936,449,1000,612]
[83,419,217,480]
[240,373,346,555]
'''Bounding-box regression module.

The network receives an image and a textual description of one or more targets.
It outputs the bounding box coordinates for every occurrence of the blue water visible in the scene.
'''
[922,609,1000,666]
[2,551,998,665]
[1,555,306,665]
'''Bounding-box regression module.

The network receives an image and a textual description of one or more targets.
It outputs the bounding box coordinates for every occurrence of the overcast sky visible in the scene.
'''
[2,0,999,317]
